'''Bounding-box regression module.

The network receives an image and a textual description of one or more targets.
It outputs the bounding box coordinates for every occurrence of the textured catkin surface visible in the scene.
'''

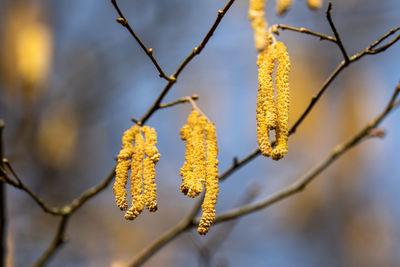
[180,110,200,196]
[125,130,145,220]
[272,41,290,160]
[198,122,219,235]
[257,45,277,157]
[142,126,160,212]
[256,41,291,160]
[114,126,139,211]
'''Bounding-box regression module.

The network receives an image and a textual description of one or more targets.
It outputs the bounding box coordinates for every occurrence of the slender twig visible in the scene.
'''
[326,2,350,63]
[59,168,116,215]
[2,160,61,215]
[206,84,400,225]
[139,0,235,125]
[0,120,6,267]
[32,215,69,267]
[158,95,199,109]
[110,0,174,82]
[273,24,337,43]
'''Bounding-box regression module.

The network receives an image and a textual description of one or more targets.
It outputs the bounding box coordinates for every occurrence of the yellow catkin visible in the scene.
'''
[125,130,145,220]
[179,110,200,196]
[256,41,291,160]
[307,0,322,10]
[188,116,207,198]
[142,126,160,212]
[198,122,219,235]
[248,0,270,51]
[276,0,292,15]
[257,45,277,157]
[272,41,290,160]
[113,126,139,210]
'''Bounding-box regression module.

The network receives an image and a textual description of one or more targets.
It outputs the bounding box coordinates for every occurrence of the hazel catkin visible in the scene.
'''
[272,41,290,160]
[198,122,219,235]
[248,0,270,51]
[113,125,160,220]
[180,111,220,234]
[256,41,291,160]
[180,110,200,196]
[142,126,160,212]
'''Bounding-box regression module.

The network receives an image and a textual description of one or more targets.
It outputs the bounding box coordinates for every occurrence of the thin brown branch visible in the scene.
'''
[0,120,6,267]
[2,160,61,216]
[139,0,235,125]
[326,2,350,63]
[207,83,400,225]
[32,215,69,267]
[272,24,337,43]
[60,167,116,215]
[110,0,174,82]
[158,94,199,109]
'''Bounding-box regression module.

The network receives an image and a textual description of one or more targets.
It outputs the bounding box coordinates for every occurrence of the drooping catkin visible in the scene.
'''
[257,45,277,157]
[198,122,219,235]
[113,126,139,210]
[180,110,200,196]
[276,0,292,15]
[180,111,220,234]
[142,126,160,212]
[189,116,207,198]
[307,0,322,10]
[256,41,291,160]
[248,0,270,51]
[125,130,146,220]
[272,41,290,160]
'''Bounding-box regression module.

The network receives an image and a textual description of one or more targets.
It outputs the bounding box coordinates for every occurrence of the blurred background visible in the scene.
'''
[0,0,399,266]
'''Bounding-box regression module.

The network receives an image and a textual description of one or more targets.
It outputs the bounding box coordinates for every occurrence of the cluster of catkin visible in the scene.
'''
[180,110,219,235]
[113,125,160,220]
[256,41,291,160]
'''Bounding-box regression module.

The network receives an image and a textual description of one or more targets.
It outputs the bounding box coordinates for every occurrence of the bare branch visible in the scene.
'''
[272,24,337,43]
[32,215,69,267]
[60,168,116,215]
[110,0,174,82]
[158,95,199,109]
[326,2,350,63]
[139,0,236,125]
[2,160,61,216]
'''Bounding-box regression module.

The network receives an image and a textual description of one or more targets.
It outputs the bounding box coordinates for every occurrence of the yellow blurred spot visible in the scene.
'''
[16,22,52,87]
[36,103,78,168]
